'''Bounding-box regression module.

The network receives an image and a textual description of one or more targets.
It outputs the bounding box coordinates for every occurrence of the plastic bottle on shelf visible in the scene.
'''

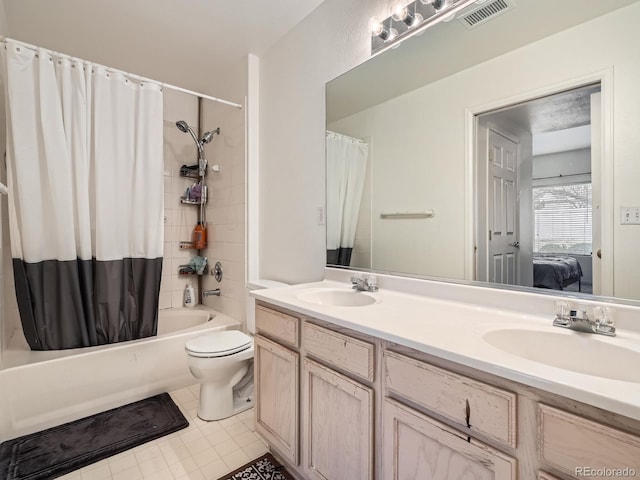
[193,222,206,249]
[183,280,195,307]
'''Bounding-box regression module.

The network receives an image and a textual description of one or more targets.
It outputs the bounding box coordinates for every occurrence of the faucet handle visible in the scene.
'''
[593,306,616,336]
[351,273,364,283]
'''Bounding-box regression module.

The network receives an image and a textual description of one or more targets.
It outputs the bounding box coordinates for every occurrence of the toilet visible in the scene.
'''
[186,280,288,421]
[185,330,254,421]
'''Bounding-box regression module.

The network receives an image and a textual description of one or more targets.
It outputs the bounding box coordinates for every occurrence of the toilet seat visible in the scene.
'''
[185,331,252,358]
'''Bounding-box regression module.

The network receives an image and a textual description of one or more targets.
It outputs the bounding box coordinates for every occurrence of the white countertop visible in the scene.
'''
[251,278,640,422]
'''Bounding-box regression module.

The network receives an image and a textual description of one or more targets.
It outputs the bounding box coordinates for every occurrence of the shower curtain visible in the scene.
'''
[326,131,369,266]
[2,39,164,350]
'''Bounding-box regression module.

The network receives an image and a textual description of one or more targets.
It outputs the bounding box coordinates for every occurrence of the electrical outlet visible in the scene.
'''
[621,206,640,225]
[317,206,325,226]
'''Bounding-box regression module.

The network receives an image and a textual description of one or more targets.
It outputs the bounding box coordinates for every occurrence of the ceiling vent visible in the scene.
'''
[458,0,514,29]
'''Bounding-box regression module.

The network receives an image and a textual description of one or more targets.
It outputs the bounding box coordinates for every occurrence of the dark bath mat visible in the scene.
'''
[0,392,188,480]
[218,453,295,480]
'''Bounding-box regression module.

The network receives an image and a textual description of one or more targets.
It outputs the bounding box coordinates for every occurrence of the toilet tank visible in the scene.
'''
[245,280,289,334]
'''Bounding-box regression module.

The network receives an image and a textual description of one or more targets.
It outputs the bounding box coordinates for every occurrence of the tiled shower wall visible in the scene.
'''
[161,87,246,326]
[200,97,247,325]
[160,90,201,309]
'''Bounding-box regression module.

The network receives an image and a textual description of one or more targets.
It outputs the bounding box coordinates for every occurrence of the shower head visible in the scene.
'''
[201,128,220,145]
[175,120,202,151]
[175,120,189,133]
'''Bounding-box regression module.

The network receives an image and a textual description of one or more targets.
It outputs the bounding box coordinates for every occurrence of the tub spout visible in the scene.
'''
[202,289,221,299]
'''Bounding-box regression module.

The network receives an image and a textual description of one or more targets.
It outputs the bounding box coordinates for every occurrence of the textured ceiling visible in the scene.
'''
[2,0,326,97]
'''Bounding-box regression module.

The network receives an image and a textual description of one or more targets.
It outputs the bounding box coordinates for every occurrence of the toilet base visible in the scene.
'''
[197,388,254,421]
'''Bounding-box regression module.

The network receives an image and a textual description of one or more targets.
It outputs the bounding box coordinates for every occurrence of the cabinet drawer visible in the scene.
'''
[538,404,640,475]
[303,322,375,382]
[385,350,516,448]
[538,473,561,480]
[256,305,299,348]
[383,398,517,479]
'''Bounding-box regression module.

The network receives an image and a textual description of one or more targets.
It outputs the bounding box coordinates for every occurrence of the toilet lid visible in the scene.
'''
[185,330,252,357]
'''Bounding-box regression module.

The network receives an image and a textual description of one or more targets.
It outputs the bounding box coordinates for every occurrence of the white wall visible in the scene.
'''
[201,58,248,325]
[533,148,591,180]
[0,1,10,362]
[259,0,389,284]
[261,2,640,299]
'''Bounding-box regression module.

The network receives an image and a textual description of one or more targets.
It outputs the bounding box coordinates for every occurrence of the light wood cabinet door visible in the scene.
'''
[383,398,517,480]
[254,334,299,465]
[303,358,374,480]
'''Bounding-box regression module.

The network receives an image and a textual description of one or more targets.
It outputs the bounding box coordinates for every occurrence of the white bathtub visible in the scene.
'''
[0,306,241,442]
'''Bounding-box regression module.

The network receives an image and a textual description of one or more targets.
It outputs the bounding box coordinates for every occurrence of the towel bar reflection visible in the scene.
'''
[380,210,435,219]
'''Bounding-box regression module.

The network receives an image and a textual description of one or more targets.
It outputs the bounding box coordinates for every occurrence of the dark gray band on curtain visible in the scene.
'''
[13,257,163,351]
[327,248,353,267]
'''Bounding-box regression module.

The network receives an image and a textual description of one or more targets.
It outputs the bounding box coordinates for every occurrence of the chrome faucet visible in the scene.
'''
[351,274,379,292]
[553,301,616,336]
[202,289,221,298]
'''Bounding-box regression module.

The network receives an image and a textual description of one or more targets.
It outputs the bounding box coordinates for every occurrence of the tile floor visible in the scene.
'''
[58,385,268,480]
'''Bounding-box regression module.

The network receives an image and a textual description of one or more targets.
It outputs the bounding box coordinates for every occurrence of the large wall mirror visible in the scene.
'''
[326,0,640,303]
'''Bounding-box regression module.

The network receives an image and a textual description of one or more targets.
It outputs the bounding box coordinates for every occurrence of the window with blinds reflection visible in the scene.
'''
[533,183,592,255]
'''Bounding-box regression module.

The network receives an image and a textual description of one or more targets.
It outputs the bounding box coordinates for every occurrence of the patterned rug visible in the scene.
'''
[219,453,295,480]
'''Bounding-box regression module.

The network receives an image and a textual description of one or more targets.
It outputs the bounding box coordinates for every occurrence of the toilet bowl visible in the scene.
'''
[185,330,254,421]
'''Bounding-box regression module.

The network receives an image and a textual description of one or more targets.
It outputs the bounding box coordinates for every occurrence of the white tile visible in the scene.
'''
[134,444,163,463]
[199,459,230,480]
[199,421,224,437]
[184,437,212,456]
[143,468,174,480]
[138,456,169,476]
[175,470,207,480]
[221,449,250,471]
[111,465,143,480]
[222,421,249,437]
[180,427,205,445]
[161,444,191,465]
[207,429,231,446]
[242,440,268,459]
[168,457,199,477]
[59,473,82,480]
[214,438,240,457]
[80,462,111,480]
[108,453,138,474]
[233,430,260,448]
[218,416,240,428]
[191,447,221,469]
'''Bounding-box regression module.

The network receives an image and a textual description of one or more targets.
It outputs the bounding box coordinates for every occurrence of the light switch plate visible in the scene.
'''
[621,206,640,225]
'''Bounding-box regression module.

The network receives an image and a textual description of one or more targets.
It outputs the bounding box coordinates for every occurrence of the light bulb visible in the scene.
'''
[390,1,409,22]
[368,16,384,37]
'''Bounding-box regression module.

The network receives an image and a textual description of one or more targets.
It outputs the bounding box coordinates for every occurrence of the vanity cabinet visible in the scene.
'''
[385,350,517,449]
[254,300,640,480]
[383,350,517,479]
[254,305,301,465]
[383,398,517,479]
[538,404,640,477]
[303,358,374,480]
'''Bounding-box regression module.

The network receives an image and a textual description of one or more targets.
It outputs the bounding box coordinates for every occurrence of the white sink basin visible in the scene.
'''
[483,329,640,382]
[296,288,377,307]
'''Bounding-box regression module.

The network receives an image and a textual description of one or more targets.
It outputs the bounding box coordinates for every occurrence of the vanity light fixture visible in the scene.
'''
[370,0,478,55]
[368,16,398,42]
[390,1,423,27]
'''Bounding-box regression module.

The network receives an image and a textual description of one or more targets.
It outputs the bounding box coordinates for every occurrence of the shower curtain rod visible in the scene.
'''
[0,36,243,109]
